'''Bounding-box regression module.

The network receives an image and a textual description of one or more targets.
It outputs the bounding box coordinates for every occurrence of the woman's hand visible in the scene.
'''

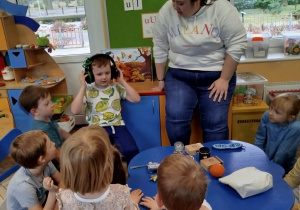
[79,71,87,89]
[208,78,229,102]
[43,177,58,193]
[151,81,165,92]
[140,195,160,209]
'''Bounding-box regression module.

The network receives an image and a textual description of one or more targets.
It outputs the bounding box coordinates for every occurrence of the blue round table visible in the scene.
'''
[127,140,294,210]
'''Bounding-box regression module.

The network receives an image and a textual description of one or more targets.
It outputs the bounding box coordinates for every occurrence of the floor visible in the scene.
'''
[0,174,13,209]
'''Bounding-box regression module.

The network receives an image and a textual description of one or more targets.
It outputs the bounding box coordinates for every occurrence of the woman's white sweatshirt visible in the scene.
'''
[153,0,247,71]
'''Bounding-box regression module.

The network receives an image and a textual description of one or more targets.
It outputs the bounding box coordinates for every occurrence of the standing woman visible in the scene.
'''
[152,0,247,145]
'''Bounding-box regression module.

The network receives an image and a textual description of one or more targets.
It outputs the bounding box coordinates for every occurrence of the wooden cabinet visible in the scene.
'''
[237,59,300,83]
[0,89,10,111]
[231,101,269,144]
[0,89,14,138]
[121,96,161,152]
[159,95,203,146]
[0,15,19,51]
[7,89,33,133]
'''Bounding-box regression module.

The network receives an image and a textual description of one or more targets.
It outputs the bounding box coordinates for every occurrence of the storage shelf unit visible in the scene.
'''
[232,101,269,144]
[0,9,68,133]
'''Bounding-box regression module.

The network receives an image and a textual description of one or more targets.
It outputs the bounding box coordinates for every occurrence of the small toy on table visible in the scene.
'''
[130,161,160,173]
[149,174,158,182]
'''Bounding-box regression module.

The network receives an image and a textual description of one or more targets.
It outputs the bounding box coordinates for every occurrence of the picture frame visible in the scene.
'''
[101,47,152,83]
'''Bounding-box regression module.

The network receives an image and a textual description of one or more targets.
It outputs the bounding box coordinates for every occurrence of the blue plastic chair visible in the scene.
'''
[0,128,22,182]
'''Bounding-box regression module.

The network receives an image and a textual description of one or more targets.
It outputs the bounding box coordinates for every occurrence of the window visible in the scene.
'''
[15,0,107,57]
[18,0,89,56]
[232,0,300,36]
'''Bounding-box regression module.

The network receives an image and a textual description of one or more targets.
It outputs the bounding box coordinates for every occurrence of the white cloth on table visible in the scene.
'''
[219,166,273,198]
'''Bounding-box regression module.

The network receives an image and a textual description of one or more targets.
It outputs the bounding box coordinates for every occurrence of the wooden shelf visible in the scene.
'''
[27,62,46,69]
[23,47,46,51]
[0,76,66,90]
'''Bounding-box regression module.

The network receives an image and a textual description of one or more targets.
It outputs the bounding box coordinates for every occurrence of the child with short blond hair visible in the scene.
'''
[140,154,212,210]
[56,125,143,209]
[19,85,71,167]
[7,130,61,210]
[255,93,300,173]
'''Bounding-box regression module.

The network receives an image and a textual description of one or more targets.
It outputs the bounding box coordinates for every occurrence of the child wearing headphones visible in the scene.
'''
[71,54,140,163]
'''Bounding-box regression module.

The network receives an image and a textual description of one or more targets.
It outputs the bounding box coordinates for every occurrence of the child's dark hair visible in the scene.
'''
[111,147,126,185]
[19,85,50,113]
[10,130,48,169]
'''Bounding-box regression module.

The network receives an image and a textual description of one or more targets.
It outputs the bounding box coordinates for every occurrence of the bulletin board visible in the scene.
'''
[106,0,167,48]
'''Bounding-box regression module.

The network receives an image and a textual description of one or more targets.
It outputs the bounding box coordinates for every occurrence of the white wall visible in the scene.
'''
[54,55,88,96]
[54,55,88,118]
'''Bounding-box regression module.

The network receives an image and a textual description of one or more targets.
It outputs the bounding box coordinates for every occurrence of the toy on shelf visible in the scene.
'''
[281,31,300,55]
[1,66,14,80]
[35,34,55,53]
[285,39,300,55]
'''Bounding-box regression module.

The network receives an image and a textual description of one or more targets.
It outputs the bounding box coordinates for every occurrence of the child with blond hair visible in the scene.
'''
[56,125,143,209]
[140,154,212,210]
[255,93,300,173]
[7,130,61,210]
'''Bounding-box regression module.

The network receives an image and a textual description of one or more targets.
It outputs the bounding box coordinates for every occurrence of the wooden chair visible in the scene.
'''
[0,128,22,183]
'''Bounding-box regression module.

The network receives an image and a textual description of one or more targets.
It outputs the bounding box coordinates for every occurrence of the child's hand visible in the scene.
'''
[130,189,143,204]
[79,71,87,89]
[43,177,58,193]
[116,68,125,84]
[140,195,160,209]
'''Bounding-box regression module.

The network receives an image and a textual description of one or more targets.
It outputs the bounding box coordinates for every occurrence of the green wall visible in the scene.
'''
[106,0,167,48]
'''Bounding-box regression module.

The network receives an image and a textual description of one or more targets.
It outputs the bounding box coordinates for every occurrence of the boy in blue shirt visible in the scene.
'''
[7,130,61,210]
[19,85,71,167]
[255,93,300,173]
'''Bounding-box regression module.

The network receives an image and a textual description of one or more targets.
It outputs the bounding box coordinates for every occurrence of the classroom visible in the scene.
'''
[1,0,300,209]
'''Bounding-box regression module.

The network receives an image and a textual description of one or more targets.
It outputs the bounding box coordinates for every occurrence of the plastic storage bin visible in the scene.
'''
[245,32,272,58]
[268,90,300,121]
[51,95,73,114]
[281,31,300,55]
[232,101,269,144]
[57,115,75,132]
[233,72,268,107]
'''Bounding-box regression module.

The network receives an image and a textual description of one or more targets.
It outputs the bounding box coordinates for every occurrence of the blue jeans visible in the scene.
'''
[104,125,139,163]
[165,68,236,145]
